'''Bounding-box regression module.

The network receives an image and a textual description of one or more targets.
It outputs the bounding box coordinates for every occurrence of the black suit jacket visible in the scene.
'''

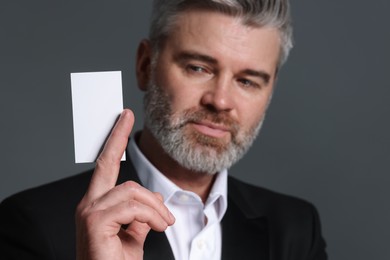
[0,158,327,260]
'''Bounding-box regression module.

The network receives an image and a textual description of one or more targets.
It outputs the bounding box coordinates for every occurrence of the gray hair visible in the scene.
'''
[149,0,293,67]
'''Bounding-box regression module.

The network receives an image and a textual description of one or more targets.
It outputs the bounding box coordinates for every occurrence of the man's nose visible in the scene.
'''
[200,76,235,112]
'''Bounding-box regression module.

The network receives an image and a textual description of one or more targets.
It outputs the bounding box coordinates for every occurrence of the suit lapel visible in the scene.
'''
[116,153,141,184]
[143,231,175,260]
[221,177,270,260]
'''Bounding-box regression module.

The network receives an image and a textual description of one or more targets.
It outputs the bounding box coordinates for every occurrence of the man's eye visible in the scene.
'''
[238,78,259,88]
[187,65,208,74]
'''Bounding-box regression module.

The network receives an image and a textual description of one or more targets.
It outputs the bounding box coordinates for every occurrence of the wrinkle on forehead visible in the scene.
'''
[166,10,280,74]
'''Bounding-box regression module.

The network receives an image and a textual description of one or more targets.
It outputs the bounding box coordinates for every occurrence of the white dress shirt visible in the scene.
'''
[129,138,228,260]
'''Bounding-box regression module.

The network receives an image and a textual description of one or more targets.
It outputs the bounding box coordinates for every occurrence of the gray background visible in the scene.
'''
[1,1,389,259]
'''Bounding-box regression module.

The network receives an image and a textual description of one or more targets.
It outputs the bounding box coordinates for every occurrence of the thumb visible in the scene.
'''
[119,221,151,259]
[124,221,152,247]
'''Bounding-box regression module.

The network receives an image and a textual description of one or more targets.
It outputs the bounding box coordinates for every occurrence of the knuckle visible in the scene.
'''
[95,157,106,167]
[154,192,164,202]
[126,200,139,210]
[95,156,120,171]
[121,181,140,191]
[75,198,100,220]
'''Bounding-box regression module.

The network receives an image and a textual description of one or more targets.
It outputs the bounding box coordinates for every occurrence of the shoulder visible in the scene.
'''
[227,176,322,231]
[0,169,94,222]
[0,170,94,259]
[228,176,316,214]
[1,169,93,213]
[227,176,328,259]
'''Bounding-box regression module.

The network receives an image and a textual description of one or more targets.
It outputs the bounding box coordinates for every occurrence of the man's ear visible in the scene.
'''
[136,39,153,91]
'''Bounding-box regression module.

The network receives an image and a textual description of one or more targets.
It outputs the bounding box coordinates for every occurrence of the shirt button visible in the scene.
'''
[179,194,189,202]
[197,239,204,250]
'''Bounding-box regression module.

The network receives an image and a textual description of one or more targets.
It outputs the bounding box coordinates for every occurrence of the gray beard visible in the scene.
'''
[143,81,265,175]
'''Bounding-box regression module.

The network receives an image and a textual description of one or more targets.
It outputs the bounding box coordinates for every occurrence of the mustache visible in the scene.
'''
[175,108,239,135]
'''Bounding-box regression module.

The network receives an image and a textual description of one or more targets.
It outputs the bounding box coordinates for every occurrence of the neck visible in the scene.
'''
[137,128,216,202]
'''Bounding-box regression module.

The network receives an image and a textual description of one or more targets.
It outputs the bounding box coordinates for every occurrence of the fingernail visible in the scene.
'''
[169,211,175,224]
[119,110,128,120]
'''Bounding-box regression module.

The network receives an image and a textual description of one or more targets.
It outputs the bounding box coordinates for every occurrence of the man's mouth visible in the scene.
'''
[190,120,231,138]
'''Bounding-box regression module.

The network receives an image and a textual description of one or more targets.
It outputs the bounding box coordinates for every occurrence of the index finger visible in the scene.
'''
[86,109,135,200]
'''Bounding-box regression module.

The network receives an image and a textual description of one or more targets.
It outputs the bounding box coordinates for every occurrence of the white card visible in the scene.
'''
[71,71,125,163]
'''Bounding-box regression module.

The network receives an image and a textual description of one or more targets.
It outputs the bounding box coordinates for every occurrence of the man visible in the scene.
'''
[0,0,327,259]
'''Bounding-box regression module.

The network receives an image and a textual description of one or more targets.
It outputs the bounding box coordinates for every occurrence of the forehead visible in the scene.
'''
[163,9,281,73]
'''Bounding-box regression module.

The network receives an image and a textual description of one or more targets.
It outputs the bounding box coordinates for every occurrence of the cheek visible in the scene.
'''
[159,86,201,118]
[169,90,202,114]
[238,97,269,129]
[158,73,205,112]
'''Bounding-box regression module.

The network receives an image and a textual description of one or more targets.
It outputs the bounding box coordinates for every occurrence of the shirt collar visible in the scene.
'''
[128,136,228,220]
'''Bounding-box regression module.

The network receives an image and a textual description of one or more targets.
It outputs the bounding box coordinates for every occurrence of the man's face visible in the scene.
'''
[143,10,280,174]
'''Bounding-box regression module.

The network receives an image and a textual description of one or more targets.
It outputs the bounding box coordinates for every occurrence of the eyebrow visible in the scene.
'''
[174,51,218,65]
[174,50,271,85]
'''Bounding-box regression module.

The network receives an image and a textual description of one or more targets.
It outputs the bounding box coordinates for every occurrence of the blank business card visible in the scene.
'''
[70,71,125,163]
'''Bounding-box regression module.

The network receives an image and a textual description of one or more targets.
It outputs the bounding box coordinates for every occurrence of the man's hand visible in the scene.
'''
[75,109,175,260]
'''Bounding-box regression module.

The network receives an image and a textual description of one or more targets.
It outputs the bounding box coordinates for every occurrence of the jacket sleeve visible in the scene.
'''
[0,196,55,260]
